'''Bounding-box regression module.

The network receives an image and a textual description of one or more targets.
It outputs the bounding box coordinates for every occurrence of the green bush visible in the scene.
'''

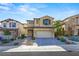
[3,29,11,35]
[14,42,19,45]
[32,37,35,40]
[1,39,10,43]
[18,36,21,39]
[10,38,15,41]
[59,36,65,42]
[20,34,26,39]
[60,39,65,42]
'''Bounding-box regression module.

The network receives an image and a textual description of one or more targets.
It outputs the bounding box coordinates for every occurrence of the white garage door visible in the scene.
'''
[35,31,54,38]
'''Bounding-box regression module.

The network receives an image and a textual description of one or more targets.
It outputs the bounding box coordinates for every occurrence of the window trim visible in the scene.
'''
[43,19,50,25]
[3,23,7,27]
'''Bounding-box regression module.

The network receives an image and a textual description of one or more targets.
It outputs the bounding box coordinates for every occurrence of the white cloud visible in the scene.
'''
[17,4,40,16]
[18,7,27,12]
[0,3,14,6]
[17,5,29,12]
[0,6,10,10]
[30,8,39,12]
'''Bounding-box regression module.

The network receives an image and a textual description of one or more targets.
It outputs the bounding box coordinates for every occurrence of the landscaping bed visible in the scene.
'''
[57,36,74,44]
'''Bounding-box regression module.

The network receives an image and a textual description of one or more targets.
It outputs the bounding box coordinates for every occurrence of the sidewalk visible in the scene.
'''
[3,45,66,52]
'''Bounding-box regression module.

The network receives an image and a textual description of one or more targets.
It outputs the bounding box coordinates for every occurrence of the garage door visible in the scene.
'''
[35,31,54,38]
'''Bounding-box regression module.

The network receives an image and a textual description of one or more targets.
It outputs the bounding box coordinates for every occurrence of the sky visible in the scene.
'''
[0,3,79,23]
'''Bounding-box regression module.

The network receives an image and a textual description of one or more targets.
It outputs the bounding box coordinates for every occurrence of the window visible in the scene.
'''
[12,23,16,27]
[43,19,50,25]
[3,23,6,27]
[9,22,16,27]
[75,17,79,24]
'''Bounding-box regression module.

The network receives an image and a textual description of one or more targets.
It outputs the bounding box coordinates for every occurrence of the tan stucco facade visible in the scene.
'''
[62,14,79,35]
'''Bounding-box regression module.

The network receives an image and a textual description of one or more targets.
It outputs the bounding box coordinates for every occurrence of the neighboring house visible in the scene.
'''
[24,15,55,39]
[0,18,25,38]
[62,14,79,35]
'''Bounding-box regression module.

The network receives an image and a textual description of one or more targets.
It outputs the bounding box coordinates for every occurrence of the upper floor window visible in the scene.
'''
[9,22,16,27]
[75,17,79,24]
[12,23,16,27]
[3,23,7,27]
[43,19,50,25]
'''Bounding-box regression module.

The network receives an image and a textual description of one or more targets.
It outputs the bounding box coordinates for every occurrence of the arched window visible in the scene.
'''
[43,19,50,25]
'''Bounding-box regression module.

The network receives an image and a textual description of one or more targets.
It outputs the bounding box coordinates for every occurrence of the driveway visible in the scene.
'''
[35,38,66,46]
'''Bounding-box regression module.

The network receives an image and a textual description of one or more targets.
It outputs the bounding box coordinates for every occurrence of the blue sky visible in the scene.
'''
[0,3,79,23]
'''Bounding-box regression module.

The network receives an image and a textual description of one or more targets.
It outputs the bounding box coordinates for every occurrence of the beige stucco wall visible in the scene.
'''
[34,16,54,27]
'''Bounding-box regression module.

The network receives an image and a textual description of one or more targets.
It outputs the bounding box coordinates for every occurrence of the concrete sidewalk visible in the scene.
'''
[0,44,79,52]
[3,45,66,52]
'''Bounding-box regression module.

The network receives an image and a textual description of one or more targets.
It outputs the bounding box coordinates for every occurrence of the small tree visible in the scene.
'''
[54,20,65,37]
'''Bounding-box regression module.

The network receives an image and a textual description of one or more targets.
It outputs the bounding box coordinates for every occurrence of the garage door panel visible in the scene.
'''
[35,31,54,38]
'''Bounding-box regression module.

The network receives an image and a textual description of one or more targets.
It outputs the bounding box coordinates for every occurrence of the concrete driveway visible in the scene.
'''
[35,38,66,46]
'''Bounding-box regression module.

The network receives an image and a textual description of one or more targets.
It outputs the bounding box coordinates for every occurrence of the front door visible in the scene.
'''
[28,30,33,38]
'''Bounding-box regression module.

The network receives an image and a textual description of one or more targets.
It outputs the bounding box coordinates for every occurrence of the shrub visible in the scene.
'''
[10,38,15,41]
[18,36,21,39]
[3,29,11,35]
[59,36,65,42]
[20,34,26,39]
[60,39,65,42]
[1,39,10,43]
[14,42,19,45]
[32,37,35,40]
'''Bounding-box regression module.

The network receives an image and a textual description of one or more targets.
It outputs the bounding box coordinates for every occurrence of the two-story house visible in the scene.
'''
[24,15,55,39]
[62,14,79,35]
[0,18,25,38]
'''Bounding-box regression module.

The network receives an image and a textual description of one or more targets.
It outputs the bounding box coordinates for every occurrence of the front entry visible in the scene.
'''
[28,30,33,38]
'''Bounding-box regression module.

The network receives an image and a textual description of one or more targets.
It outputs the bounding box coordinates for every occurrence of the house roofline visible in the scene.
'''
[62,14,79,22]
[0,18,23,25]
